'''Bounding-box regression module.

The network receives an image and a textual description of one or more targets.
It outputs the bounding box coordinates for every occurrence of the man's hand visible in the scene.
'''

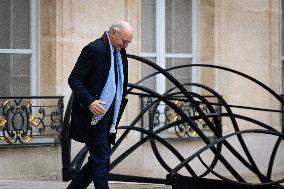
[89,100,106,115]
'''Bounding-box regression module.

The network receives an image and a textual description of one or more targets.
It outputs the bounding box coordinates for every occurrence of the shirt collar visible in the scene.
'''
[106,31,115,52]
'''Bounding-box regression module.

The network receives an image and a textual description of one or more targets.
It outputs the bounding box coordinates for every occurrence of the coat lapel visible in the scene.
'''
[102,32,128,96]
[102,32,111,70]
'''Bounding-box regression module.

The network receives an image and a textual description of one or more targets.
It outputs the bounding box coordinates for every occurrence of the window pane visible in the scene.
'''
[166,58,192,91]
[0,0,11,49]
[0,54,31,96]
[282,0,284,56]
[141,57,157,91]
[141,0,156,53]
[0,0,30,49]
[166,0,192,53]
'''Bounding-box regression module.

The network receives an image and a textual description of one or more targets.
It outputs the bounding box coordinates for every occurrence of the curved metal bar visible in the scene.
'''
[112,84,220,171]
[142,101,280,182]
[267,137,282,180]
[111,98,161,155]
[197,155,282,187]
[136,78,265,181]
[126,55,282,182]
[111,85,221,177]
[146,79,273,182]
[73,145,88,171]
[185,91,223,178]
[148,100,178,174]
[61,54,284,185]
[111,113,234,174]
[188,82,267,182]
[171,129,284,186]
[169,113,278,135]
[127,60,284,105]
[129,91,284,113]
[145,84,222,178]
[113,85,206,177]
[197,155,248,186]
[126,56,233,158]
[117,126,284,186]
[132,61,283,181]
[147,93,197,176]
[190,112,282,182]
[111,92,196,176]
[140,77,266,182]
[114,126,199,174]
[170,129,283,180]
[128,83,246,182]
[110,120,184,171]
[61,93,74,180]
[146,87,195,175]
[126,55,281,182]
[112,92,197,175]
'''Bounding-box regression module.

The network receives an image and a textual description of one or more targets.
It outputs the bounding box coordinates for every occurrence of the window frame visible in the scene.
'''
[0,0,40,96]
[140,0,200,94]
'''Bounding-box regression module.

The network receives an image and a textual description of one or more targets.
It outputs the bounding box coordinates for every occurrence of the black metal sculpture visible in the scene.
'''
[61,55,284,189]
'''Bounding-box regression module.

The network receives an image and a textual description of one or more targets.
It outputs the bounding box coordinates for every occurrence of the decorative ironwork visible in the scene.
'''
[141,95,220,140]
[0,96,63,145]
[61,55,284,189]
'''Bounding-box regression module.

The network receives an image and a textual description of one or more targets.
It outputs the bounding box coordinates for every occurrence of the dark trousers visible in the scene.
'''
[67,129,111,189]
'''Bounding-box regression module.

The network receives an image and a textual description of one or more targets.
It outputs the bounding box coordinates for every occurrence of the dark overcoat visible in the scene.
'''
[68,32,128,145]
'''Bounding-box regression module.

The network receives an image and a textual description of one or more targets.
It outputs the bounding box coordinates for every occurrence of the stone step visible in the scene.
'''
[0,180,171,189]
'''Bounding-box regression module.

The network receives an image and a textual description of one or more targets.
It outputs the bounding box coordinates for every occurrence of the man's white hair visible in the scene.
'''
[109,21,133,33]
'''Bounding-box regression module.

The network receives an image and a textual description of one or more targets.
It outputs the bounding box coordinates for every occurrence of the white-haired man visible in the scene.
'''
[67,21,133,189]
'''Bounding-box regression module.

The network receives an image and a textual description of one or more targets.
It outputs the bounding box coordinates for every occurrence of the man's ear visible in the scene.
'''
[110,29,116,38]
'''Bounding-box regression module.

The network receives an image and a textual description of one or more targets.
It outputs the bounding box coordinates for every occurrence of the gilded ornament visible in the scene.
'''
[23,136,32,144]
[29,113,41,127]
[0,116,7,127]
[3,99,12,108]
[23,99,32,108]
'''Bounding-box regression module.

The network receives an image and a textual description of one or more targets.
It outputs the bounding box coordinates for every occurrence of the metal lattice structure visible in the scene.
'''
[0,96,63,145]
[62,55,284,189]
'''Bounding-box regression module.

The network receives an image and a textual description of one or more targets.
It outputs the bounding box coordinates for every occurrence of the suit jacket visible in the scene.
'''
[68,32,128,145]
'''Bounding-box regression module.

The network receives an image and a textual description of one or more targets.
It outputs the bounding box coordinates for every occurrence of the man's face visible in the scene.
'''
[111,29,133,51]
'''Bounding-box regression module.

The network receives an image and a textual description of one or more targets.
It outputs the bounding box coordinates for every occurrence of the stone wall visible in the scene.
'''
[41,0,142,181]
[213,0,281,132]
[0,146,62,180]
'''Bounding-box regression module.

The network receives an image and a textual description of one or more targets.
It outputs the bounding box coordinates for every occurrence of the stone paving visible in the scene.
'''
[0,180,171,189]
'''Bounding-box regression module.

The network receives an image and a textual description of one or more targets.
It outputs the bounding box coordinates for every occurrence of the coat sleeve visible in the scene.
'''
[68,45,97,108]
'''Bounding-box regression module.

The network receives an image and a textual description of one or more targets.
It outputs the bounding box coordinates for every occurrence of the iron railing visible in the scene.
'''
[0,96,63,146]
[140,94,221,140]
[62,54,284,189]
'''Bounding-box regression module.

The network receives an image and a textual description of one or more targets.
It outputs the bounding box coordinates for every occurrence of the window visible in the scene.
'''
[0,0,39,96]
[0,1,63,146]
[140,0,202,139]
[140,0,199,94]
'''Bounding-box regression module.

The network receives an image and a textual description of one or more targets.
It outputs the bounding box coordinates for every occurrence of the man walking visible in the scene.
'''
[67,21,133,189]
